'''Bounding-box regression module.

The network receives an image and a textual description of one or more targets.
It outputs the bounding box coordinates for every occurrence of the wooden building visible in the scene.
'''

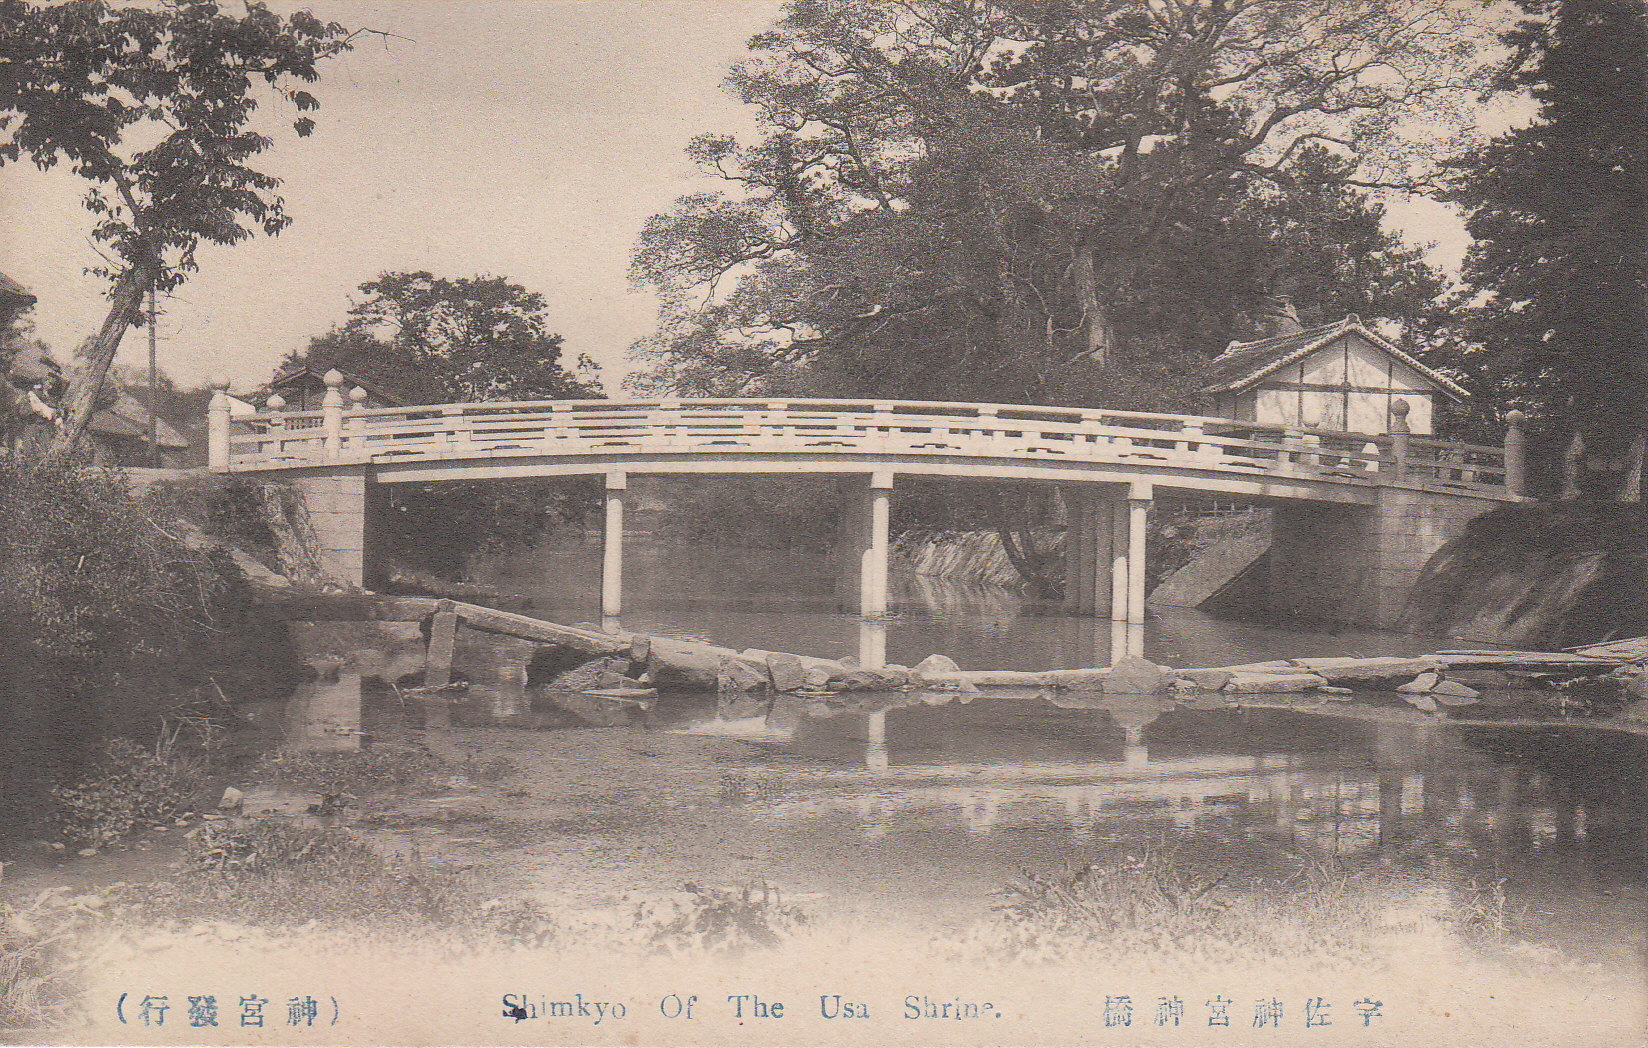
[1201,314,1465,436]
[261,364,407,411]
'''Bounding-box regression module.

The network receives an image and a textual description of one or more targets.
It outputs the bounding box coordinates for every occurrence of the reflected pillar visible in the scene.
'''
[865,710,889,773]
[858,471,894,669]
[601,471,626,633]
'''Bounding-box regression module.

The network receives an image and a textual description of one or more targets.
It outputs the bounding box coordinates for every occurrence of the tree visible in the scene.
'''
[288,271,602,402]
[280,272,604,580]
[1440,0,1647,499]
[0,0,361,461]
[628,0,1475,406]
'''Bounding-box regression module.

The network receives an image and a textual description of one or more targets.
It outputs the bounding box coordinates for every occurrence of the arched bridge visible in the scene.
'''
[208,376,1527,665]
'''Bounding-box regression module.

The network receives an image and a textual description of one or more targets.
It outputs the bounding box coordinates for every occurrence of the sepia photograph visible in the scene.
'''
[0,0,1644,1045]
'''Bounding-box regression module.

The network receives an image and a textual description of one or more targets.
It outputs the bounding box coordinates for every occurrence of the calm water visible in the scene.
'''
[469,535,1448,670]
[436,536,1648,968]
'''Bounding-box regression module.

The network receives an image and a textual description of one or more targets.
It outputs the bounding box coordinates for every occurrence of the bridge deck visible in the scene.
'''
[216,397,1515,504]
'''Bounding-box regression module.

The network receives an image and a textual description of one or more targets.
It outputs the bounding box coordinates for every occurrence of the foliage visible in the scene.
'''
[636,882,807,957]
[1436,0,1647,494]
[370,476,597,581]
[0,458,298,834]
[145,474,283,570]
[629,0,1473,404]
[0,0,359,458]
[48,738,205,847]
[288,271,603,403]
[277,271,604,579]
[0,888,105,1029]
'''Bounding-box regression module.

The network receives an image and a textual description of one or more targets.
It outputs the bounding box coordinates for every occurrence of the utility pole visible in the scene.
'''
[147,278,159,466]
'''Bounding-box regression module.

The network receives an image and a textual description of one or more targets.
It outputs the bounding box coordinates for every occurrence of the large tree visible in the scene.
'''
[280,272,603,580]
[289,271,602,402]
[629,0,1476,406]
[1440,0,1647,499]
[0,0,359,461]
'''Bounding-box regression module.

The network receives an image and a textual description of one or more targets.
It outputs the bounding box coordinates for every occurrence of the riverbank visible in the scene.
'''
[5,705,1644,1046]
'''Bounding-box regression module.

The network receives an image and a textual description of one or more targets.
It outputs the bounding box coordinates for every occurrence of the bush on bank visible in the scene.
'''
[0,459,299,840]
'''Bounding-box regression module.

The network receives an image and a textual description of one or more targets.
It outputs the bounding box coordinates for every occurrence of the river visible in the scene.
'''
[417,535,1648,974]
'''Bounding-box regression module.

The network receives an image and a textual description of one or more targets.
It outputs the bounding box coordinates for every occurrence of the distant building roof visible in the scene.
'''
[0,272,36,309]
[265,364,408,406]
[1201,315,1468,401]
[89,392,189,448]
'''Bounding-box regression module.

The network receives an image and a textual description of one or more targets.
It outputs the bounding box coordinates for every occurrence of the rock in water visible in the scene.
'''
[1628,670,1648,702]
[1430,679,1481,701]
[802,666,833,689]
[1101,657,1168,694]
[1396,672,1441,694]
[1178,668,1234,691]
[1224,672,1328,694]
[1402,693,1440,713]
[718,656,771,697]
[913,653,960,675]
[766,653,807,693]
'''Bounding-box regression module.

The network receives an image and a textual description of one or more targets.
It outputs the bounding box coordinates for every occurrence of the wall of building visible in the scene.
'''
[1268,487,1506,628]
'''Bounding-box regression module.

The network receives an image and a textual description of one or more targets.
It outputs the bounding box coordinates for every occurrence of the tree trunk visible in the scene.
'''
[45,259,158,465]
[1071,243,1113,365]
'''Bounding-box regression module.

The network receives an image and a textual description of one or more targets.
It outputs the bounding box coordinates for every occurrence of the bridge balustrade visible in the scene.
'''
[212,395,1517,495]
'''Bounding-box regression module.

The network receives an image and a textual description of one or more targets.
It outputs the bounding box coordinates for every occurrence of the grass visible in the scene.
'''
[968,848,1511,970]
[634,882,808,957]
[1,888,104,1030]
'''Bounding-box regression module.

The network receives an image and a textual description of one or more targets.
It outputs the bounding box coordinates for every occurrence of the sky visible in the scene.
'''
[0,0,1502,398]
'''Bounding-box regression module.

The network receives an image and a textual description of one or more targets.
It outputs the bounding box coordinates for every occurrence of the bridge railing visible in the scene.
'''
[212,390,1520,499]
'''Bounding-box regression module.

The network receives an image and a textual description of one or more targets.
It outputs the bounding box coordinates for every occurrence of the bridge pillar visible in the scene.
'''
[1127,482,1152,627]
[601,471,626,634]
[1063,489,1116,617]
[1109,498,1129,622]
[294,468,367,588]
[858,471,894,669]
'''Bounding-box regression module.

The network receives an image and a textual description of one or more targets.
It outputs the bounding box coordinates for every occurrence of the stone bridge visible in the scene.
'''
[209,373,1527,665]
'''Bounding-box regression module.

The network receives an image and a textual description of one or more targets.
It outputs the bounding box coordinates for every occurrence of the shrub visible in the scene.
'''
[0,458,299,835]
[636,882,807,956]
[48,739,205,847]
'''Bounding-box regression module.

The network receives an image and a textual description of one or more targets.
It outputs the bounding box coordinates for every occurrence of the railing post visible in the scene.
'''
[1179,418,1205,458]
[346,386,366,456]
[208,375,231,472]
[1301,432,1322,469]
[1504,409,1526,497]
[322,368,345,462]
[1390,399,1411,480]
[264,394,287,458]
[1281,426,1303,467]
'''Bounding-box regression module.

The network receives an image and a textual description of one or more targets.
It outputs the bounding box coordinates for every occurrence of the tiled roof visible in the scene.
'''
[89,393,190,448]
[266,364,408,406]
[1201,315,1467,401]
[0,272,36,306]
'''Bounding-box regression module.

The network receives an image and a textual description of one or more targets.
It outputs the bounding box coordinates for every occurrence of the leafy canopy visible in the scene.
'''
[629,0,1478,406]
[291,271,603,403]
[1439,0,1647,471]
[0,0,357,289]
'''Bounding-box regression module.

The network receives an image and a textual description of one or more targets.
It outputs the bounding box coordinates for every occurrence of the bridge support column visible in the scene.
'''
[1127,482,1151,627]
[858,471,894,669]
[1109,499,1129,622]
[294,468,367,589]
[601,471,626,634]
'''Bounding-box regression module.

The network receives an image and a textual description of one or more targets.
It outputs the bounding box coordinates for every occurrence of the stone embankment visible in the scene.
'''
[893,529,1044,589]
